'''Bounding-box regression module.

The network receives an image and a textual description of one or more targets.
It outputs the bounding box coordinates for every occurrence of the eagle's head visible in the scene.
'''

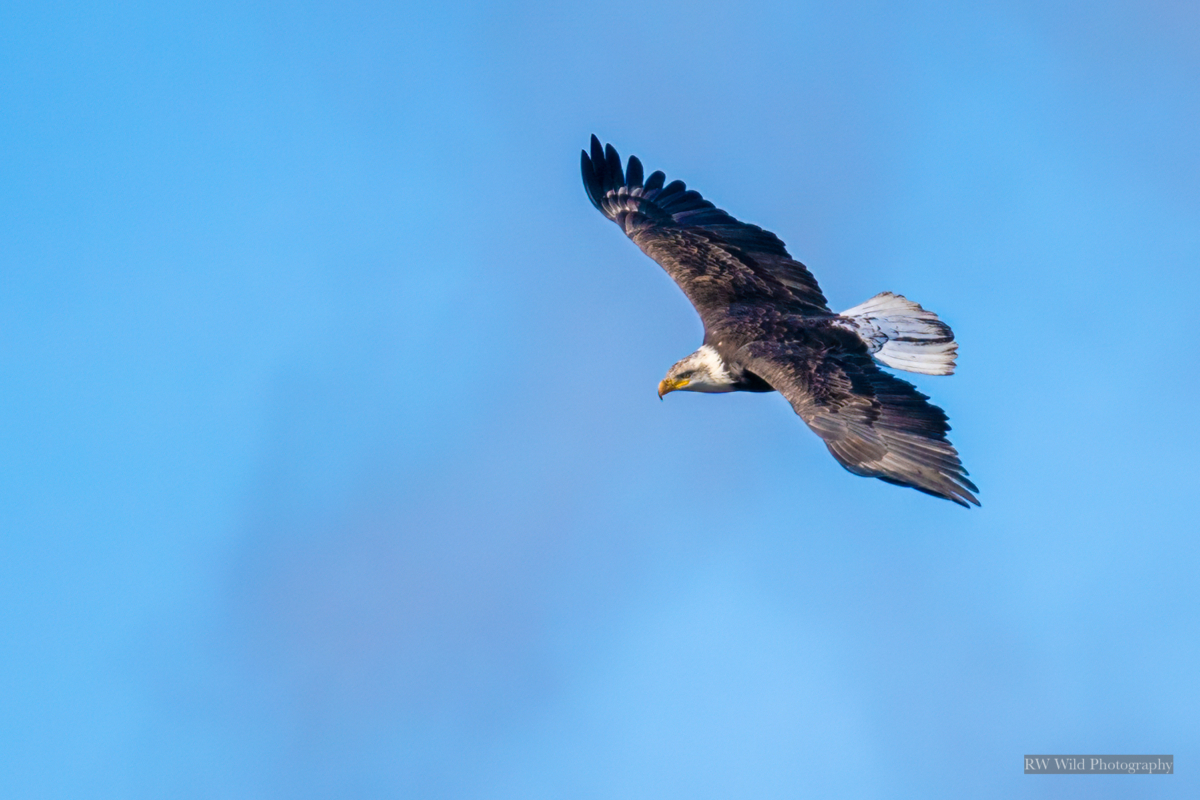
[658,345,737,398]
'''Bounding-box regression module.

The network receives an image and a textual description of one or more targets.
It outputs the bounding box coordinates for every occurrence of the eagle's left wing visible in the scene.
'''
[582,136,830,326]
[739,339,979,507]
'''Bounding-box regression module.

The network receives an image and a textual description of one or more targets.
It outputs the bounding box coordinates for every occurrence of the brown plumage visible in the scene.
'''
[582,136,978,507]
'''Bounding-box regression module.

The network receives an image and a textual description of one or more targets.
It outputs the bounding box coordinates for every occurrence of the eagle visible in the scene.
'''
[581,136,979,507]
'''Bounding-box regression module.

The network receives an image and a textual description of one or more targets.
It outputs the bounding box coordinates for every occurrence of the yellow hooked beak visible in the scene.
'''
[657,377,689,399]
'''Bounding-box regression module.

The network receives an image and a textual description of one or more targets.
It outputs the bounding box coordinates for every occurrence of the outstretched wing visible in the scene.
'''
[740,338,979,507]
[581,136,830,325]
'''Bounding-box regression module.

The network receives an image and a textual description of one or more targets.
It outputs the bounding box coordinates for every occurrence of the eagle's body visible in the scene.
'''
[582,136,979,507]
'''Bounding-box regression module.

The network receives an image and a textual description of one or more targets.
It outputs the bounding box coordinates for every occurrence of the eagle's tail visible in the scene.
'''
[837,292,958,376]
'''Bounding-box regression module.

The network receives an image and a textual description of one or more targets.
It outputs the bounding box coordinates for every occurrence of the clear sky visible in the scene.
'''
[2,1,1197,798]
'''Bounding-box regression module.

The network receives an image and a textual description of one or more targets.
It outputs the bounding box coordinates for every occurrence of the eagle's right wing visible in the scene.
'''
[740,339,980,507]
[581,136,830,325]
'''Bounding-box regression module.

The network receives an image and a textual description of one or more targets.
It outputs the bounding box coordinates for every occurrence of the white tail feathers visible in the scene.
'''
[837,292,958,376]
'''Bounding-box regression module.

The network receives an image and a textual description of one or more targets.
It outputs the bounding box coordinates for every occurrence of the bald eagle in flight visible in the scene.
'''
[582,136,979,507]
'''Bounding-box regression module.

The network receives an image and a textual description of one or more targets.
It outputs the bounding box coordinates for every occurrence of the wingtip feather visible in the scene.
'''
[581,149,603,210]
[603,144,623,193]
[626,154,644,189]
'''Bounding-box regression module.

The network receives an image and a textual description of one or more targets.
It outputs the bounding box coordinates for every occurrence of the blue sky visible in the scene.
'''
[2,1,1197,797]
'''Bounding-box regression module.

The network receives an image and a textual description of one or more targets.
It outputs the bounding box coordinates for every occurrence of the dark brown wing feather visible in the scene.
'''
[740,338,979,507]
[581,136,829,326]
